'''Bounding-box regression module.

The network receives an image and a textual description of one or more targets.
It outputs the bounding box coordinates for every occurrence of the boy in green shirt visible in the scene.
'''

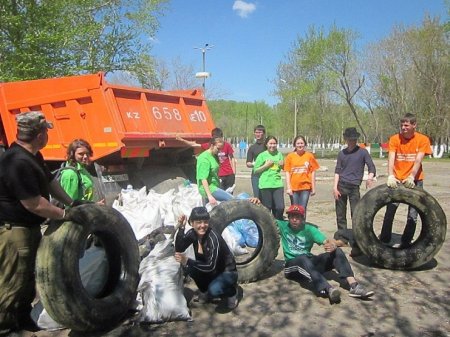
[276,205,374,303]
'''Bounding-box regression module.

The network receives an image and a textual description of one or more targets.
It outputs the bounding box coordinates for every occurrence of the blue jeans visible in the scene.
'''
[189,269,238,298]
[292,190,311,218]
[380,180,423,244]
[212,188,233,201]
[203,188,233,205]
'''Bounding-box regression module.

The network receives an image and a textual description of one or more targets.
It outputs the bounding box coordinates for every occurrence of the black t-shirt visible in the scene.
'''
[0,142,54,226]
[246,142,266,176]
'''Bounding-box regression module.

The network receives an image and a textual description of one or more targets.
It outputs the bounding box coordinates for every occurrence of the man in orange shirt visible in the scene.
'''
[379,113,432,247]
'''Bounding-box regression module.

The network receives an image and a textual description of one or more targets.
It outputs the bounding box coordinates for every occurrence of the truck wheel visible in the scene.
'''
[209,200,280,283]
[353,184,447,270]
[36,204,140,332]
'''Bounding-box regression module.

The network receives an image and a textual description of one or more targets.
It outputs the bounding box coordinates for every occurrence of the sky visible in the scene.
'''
[152,0,447,106]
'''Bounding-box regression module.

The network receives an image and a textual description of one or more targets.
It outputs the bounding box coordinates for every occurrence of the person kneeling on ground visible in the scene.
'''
[276,205,374,303]
[174,206,238,309]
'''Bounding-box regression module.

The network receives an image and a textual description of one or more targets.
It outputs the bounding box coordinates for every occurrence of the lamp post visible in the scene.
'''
[280,79,298,138]
[194,43,213,91]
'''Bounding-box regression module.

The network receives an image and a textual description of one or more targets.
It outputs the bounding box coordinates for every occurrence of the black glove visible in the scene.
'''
[70,199,94,207]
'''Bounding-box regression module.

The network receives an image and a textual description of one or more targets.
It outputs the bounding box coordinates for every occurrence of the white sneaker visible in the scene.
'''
[225,184,236,194]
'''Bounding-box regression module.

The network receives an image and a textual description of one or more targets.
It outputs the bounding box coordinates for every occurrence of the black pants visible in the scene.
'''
[284,248,354,293]
[260,187,284,220]
[220,174,236,191]
[335,181,360,230]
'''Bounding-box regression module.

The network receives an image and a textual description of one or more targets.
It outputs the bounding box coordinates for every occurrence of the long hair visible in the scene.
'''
[66,139,93,166]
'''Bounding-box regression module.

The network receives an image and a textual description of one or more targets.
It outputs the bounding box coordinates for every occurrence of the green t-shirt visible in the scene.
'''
[253,150,284,189]
[276,220,326,260]
[196,150,220,198]
[60,162,94,201]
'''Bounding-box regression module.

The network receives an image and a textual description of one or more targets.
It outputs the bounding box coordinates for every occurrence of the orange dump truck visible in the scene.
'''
[0,72,215,202]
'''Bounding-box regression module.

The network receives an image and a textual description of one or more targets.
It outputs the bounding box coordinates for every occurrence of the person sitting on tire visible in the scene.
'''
[174,206,238,309]
[380,113,432,248]
[277,205,374,303]
[196,137,233,206]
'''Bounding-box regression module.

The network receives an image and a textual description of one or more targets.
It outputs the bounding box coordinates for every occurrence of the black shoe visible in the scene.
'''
[327,287,341,303]
[19,316,40,332]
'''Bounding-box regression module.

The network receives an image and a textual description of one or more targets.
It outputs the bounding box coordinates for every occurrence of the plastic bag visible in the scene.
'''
[233,219,259,248]
[137,239,191,323]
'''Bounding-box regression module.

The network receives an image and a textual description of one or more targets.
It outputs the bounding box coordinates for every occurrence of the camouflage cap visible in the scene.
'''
[16,111,53,137]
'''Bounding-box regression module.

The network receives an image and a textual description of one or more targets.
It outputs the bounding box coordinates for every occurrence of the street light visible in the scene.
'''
[280,79,298,137]
[194,43,213,91]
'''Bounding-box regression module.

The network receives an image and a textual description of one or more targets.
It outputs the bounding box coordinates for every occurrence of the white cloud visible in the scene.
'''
[232,1,256,18]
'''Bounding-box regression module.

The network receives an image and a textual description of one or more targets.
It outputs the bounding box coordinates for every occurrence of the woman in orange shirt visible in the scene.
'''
[285,135,319,218]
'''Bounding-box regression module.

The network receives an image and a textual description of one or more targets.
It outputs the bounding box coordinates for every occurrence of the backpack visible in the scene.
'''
[51,163,84,208]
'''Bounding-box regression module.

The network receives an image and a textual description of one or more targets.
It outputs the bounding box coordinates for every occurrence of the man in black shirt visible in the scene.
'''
[246,125,266,198]
[0,111,73,335]
[332,128,376,255]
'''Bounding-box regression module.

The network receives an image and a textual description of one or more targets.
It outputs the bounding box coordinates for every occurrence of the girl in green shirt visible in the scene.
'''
[60,139,102,203]
[253,136,284,219]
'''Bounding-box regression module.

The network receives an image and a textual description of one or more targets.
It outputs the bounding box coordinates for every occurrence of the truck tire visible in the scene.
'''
[36,204,140,332]
[353,184,447,270]
[209,200,280,283]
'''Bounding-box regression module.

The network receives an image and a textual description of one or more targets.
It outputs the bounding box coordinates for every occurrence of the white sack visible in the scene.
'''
[137,239,191,323]
[222,227,248,256]
[113,186,163,240]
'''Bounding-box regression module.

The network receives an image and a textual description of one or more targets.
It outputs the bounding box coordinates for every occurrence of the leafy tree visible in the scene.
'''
[0,0,168,82]
[365,16,449,144]
[276,25,369,142]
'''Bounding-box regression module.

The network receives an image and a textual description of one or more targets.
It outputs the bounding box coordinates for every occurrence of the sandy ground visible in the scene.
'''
[26,158,450,337]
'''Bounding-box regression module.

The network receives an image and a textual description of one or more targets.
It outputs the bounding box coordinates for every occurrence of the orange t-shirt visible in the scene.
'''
[284,151,320,191]
[388,132,432,180]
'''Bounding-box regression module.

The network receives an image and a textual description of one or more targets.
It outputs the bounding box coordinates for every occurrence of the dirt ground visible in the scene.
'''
[27,157,449,337]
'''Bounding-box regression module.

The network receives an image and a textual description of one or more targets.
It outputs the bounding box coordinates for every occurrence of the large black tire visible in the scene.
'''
[36,204,140,332]
[353,184,447,270]
[209,200,280,283]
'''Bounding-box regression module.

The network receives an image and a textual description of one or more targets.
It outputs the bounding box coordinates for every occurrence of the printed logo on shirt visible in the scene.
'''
[287,233,308,256]
[292,163,309,174]
[396,153,416,162]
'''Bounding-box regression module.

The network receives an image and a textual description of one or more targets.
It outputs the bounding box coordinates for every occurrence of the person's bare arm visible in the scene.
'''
[311,171,316,196]
[333,173,341,200]
[49,179,73,206]
[201,179,217,205]
[285,171,292,196]
[176,135,201,147]
[21,195,65,220]
[408,152,426,179]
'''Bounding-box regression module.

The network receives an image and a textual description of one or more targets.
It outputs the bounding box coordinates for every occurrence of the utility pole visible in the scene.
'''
[194,43,213,91]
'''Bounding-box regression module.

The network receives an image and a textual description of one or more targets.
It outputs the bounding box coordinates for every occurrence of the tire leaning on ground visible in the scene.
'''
[353,184,447,270]
[36,204,140,332]
[209,199,280,283]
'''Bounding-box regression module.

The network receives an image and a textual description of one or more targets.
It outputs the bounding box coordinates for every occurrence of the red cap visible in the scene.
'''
[286,205,305,216]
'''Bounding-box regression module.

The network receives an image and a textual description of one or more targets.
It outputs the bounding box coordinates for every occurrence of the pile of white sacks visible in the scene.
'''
[32,183,249,330]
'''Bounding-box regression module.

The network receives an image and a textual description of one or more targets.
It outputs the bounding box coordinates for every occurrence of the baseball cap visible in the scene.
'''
[16,111,53,139]
[286,205,305,217]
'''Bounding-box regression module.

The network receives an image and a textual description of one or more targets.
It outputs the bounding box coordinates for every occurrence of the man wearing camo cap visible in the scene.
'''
[0,111,75,335]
